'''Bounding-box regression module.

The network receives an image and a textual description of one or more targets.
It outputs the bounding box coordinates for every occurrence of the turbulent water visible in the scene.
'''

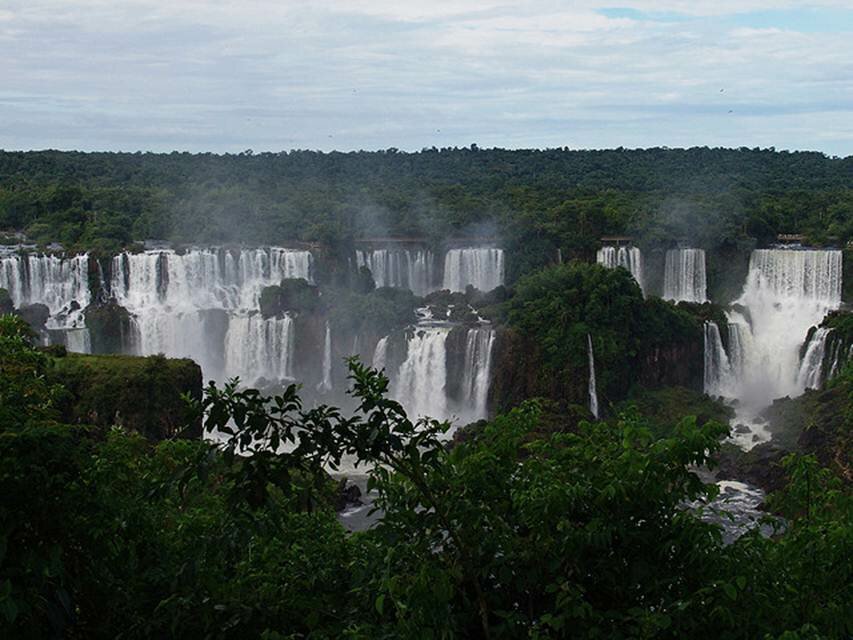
[0,253,91,330]
[443,248,505,293]
[711,249,842,449]
[356,249,436,296]
[393,327,450,420]
[224,314,295,384]
[587,334,599,419]
[664,248,707,303]
[596,246,644,293]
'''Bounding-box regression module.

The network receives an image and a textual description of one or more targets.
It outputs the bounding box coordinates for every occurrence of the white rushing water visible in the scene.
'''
[458,327,496,423]
[389,324,495,424]
[112,247,313,381]
[711,249,842,449]
[394,327,450,420]
[223,314,295,385]
[318,321,333,392]
[587,334,599,419]
[356,248,436,296]
[0,253,91,329]
[1,244,499,429]
[596,246,644,293]
[664,248,707,303]
[443,248,505,293]
[796,327,832,391]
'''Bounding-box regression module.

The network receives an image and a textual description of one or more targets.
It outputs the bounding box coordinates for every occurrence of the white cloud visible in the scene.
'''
[0,0,850,154]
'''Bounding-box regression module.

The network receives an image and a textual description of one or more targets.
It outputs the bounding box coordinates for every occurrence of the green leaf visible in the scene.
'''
[374,594,385,615]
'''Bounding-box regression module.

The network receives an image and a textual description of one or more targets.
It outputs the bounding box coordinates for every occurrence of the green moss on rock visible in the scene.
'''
[50,353,203,441]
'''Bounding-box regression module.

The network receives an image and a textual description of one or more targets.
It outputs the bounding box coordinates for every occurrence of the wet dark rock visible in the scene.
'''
[0,287,13,315]
[335,479,363,511]
[17,303,50,332]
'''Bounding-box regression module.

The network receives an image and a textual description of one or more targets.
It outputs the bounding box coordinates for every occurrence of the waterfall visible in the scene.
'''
[372,336,389,371]
[722,249,842,449]
[457,327,495,422]
[442,248,505,293]
[318,322,332,392]
[111,247,312,312]
[704,321,734,397]
[596,246,644,293]
[111,247,312,381]
[796,327,832,390]
[223,314,295,385]
[0,253,91,329]
[356,248,436,296]
[393,327,449,420]
[664,249,707,302]
[587,334,599,419]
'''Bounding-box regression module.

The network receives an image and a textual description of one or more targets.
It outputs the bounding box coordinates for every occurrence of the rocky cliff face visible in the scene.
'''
[488,328,590,415]
[637,340,703,391]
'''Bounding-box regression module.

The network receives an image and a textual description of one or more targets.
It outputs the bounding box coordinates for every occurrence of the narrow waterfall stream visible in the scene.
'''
[587,334,599,419]
[318,321,333,392]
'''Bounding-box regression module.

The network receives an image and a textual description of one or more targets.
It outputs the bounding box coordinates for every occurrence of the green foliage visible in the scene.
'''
[506,262,703,405]
[328,286,419,337]
[49,353,202,439]
[0,314,63,428]
[1,333,850,639]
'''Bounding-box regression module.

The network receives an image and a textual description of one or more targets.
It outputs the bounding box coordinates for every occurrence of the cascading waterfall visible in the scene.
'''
[796,327,832,390]
[587,334,599,419]
[2,243,499,426]
[664,248,707,302]
[596,246,644,293]
[0,253,91,329]
[717,249,842,449]
[443,248,505,293]
[356,249,436,296]
[223,314,295,385]
[393,327,449,420]
[318,322,333,392]
[112,247,313,381]
[457,327,496,423]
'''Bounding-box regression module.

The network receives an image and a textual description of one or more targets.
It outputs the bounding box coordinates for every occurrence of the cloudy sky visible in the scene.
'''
[1,1,852,155]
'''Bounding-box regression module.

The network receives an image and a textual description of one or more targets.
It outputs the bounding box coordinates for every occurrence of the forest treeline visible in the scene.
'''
[1,147,852,262]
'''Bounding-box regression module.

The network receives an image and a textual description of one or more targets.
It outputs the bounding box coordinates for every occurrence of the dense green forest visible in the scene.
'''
[1,313,851,638]
[1,148,852,263]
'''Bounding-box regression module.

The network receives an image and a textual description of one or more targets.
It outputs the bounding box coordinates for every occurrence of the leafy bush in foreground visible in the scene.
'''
[0,326,850,638]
